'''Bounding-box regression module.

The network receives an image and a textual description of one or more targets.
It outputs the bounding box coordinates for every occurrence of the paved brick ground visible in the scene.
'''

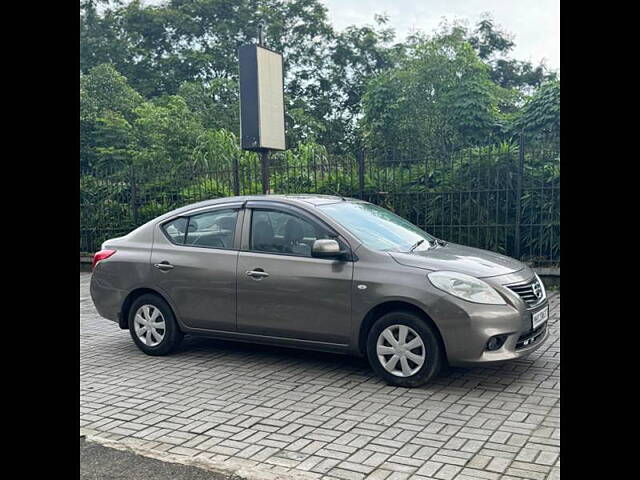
[80,273,559,480]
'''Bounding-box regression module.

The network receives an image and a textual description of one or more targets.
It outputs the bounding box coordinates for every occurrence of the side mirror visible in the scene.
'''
[311,239,346,260]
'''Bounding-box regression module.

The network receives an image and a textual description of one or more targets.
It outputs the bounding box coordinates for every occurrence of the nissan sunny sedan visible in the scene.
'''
[90,195,548,388]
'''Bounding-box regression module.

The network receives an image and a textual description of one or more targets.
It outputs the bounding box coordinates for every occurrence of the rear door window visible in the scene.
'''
[184,209,238,249]
[162,217,188,245]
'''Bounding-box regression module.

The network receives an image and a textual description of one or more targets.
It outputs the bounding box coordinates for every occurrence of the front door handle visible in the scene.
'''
[154,262,174,271]
[246,269,269,279]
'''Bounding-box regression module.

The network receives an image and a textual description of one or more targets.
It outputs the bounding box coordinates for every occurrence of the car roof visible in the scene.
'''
[123,195,366,246]
[148,194,362,225]
[180,194,359,211]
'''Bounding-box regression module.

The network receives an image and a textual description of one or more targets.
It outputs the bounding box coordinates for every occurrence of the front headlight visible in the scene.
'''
[534,273,547,300]
[428,271,506,305]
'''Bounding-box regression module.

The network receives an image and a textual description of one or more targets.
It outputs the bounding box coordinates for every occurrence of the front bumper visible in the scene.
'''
[446,310,549,367]
[431,272,550,366]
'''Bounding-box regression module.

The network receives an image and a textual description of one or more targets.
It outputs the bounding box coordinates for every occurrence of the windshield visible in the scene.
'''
[318,202,435,252]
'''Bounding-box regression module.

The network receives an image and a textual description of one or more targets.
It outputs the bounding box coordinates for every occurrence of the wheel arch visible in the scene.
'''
[119,287,178,330]
[358,300,448,361]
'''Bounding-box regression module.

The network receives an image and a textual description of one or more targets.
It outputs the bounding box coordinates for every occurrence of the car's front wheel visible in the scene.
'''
[366,311,442,388]
[128,293,183,356]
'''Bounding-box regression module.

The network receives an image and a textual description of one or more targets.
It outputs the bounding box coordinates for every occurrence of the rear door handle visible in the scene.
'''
[154,262,174,271]
[246,270,269,279]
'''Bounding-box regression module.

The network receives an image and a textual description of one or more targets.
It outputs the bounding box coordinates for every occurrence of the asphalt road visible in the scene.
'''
[80,437,240,480]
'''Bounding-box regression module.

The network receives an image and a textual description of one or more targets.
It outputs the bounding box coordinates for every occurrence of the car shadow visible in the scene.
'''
[175,334,371,369]
[165,334,543,390]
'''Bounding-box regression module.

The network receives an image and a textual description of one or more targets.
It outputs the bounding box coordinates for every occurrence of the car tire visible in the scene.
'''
[128,293,183,356]
[366,311,442,388]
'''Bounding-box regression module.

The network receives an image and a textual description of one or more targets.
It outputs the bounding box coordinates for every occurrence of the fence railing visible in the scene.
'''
[80,140,560,266]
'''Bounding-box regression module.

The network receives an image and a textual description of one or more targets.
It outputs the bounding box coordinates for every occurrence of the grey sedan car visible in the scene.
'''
[90,195,548,387]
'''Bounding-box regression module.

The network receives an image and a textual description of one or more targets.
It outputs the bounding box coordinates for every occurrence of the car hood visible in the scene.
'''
[389,243,525,278]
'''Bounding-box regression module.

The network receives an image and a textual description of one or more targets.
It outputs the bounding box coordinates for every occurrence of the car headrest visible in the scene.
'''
[216,216,235,232]
[252,220,274,249]
[284,218,304,243]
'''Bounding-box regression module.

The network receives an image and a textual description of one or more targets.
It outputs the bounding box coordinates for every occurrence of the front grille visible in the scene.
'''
[507,278,546,308]
[516,323,546,350]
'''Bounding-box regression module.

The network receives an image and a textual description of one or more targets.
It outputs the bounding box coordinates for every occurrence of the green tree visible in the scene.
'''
[80,0,335,97]
[321,15,403,152]
[510,80,560,142]
[92,110,137,170]
[80,4,559,157]
[80,63,143,171]
[177,79,239,134]
[80,0,343,151]
[80,63,143,120]
[80,63,209,174]
[469,16,556,94]
[361,27,504,156]
[132,95,205,168]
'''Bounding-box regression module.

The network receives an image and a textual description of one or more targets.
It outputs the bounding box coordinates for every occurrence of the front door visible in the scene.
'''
[236,206,353,345]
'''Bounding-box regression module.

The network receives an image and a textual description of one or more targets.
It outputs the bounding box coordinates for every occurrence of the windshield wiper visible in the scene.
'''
[408,239,425,253]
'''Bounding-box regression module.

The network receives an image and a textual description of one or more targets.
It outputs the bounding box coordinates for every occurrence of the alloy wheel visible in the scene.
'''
[376,324,426,377]
[133,304,166,347]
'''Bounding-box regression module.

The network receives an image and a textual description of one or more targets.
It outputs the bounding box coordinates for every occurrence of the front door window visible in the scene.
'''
[250,209,329,257]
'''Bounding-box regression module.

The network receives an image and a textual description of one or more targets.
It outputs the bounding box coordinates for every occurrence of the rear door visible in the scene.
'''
[236,202,353,344]
[150,204,243,331]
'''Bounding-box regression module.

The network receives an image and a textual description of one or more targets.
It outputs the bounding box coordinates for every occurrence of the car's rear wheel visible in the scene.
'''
[366,311,442,388]
[128,294,183,356]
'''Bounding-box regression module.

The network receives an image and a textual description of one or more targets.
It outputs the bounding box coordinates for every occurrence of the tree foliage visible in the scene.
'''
[80,3,559,264]
[468,17,556,93]
[511,80,560,141]
[81,2,559,158]
[361,27,504,156]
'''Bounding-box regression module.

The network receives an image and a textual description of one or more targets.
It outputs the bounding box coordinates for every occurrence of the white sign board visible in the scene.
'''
[239,44,286,151]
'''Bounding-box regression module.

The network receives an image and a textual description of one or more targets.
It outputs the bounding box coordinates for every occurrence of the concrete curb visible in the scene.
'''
[80,428,316,480]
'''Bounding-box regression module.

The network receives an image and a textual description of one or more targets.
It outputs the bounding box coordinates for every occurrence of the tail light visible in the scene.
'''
[92,249,117,270]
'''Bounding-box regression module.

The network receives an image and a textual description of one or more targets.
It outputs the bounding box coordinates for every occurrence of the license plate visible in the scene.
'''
[532,306,549,330]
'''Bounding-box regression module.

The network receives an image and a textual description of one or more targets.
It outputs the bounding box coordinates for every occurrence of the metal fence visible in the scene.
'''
[80,140,560,266]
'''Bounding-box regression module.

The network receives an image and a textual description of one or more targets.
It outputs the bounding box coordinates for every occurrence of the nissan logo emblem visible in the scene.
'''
[533,282,542,299]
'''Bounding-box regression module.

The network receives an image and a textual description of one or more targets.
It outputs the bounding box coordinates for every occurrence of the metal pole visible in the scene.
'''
[358,149,365,199]
[130,164,138,226]
[232,155,240,196]
[261,150,270,194]
[514,132,524,259]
